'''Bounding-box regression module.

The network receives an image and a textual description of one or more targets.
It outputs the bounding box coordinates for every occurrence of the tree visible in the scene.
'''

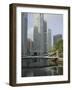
[53,39,63,57]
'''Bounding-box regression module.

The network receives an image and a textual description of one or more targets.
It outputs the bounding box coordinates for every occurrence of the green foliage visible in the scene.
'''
[54,39,63,53]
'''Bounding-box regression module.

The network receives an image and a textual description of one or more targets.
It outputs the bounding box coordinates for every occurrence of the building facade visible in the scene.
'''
[33,26,40,55]
[47,29,52,52]
[33,13,49,55]
[21,13,28,57]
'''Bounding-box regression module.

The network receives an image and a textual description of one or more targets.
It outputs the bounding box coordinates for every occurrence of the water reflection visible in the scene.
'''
[22,58,63,77]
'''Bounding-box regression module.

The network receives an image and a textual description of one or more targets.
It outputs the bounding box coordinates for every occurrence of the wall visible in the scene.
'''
[0,0,72,90]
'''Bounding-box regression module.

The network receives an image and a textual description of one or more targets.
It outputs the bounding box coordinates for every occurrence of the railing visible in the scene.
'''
[22,57,63,67]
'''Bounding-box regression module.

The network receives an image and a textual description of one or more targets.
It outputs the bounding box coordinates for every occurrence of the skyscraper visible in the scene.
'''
[43,20,48,54]
[33,13,40,33]
[21,13,28,57]
[40,14,45,55]
[33,26,40,55]
[47,29,52,52]
[33,13,49,55]
[33,14,40,55]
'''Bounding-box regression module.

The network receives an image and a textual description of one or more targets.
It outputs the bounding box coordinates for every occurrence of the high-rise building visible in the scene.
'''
[53,34,62,47]
[33,26,40,55]
[43,20,48,54]
[21,13,28,57]
[33,13,49,55]
[47,29,52,52]
[40,14,45,55]
[33,13,40,33]
[33,14,41,55]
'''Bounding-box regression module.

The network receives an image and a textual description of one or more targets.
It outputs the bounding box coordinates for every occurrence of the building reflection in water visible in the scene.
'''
[22,57,63,77]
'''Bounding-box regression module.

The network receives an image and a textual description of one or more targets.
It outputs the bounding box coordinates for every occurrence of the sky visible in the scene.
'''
[27,13,63,45]
[47,14,63,37]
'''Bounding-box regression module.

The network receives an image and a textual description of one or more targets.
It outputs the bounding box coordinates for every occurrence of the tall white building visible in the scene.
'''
[40,14,45,55]
[33,14,40,55]
[33,13,49,55]
[33,14,40,33]
[33,26,40,55]
[33,14,44,55]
